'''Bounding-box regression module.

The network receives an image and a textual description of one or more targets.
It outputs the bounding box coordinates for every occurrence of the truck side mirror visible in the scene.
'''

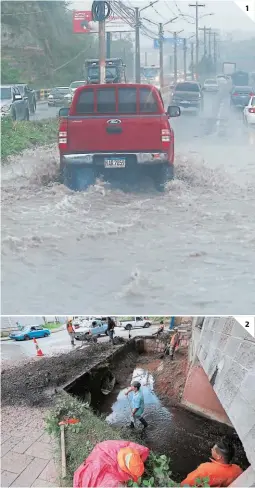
[59,107,69,118]
[167,105,181,117]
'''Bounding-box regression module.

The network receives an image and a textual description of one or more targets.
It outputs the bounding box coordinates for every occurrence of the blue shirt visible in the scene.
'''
[131,390,144,416]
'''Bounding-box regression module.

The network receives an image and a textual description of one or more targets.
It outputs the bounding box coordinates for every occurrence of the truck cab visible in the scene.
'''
[84,58,126,84]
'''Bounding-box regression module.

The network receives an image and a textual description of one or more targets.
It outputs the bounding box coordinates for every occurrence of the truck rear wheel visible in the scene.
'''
[64,165,95,191]
[154,163,174,192]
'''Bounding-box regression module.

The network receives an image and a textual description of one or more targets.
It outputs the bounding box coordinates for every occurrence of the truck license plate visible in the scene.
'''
[104,158,126,168]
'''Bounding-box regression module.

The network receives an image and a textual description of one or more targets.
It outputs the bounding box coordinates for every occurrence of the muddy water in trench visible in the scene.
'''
[2,118,255,313]
[98,363,249,482]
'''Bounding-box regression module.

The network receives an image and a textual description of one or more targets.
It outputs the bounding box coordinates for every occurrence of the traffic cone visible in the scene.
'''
[33,338,44,357]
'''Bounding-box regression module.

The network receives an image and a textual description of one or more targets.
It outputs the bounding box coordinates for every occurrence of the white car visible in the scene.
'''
[120,316,152,330]
[216,75,228,85]
[203,78,219,92]
[243,96,255,126]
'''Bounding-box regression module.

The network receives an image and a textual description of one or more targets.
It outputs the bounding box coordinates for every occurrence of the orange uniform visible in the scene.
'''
[181,459,243,487]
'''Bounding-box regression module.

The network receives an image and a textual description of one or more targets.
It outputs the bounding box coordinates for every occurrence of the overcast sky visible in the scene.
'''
[72,0,255,35]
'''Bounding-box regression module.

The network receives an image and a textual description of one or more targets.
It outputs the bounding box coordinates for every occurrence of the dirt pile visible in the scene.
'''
[1,343,125,407]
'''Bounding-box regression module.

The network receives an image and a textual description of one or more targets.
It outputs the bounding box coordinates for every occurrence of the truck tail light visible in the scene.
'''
[248,108,255,113]
[58,118,68,150]
[161,128,171,143]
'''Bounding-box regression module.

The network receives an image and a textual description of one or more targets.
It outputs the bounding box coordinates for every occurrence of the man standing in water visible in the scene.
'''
[180,437,243,487]
[125,381,148,429]
[107,317,116,345]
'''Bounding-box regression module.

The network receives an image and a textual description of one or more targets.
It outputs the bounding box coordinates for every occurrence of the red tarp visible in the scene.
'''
[73,440,150,488]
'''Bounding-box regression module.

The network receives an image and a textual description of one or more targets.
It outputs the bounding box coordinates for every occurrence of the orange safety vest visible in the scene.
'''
[67,323,73,333]
[180,460,243,487]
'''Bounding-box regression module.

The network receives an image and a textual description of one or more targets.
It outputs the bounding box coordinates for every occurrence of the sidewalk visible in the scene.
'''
[1,406,59,488]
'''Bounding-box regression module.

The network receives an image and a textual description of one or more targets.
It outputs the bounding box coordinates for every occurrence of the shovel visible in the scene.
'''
[127,393,137,428]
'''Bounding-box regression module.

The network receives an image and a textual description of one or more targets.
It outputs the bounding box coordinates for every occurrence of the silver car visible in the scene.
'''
[1,85,30,121]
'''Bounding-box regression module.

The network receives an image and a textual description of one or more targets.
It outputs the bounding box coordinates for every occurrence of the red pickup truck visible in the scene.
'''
[58,83,180,192]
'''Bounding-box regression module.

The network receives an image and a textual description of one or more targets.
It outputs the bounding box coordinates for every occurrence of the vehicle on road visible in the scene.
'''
[1,85,30,120]
[120,316,152,330]
[203,78,219,92]
[16,84,37,114]
[230,86,255,109]
[9,325,51,341]
[48,87,70,106]
[140,65,160,88]
[74,319,108,340]
[222,62,236,76]
[231,70,249,87]
[70,81,86,95]
[85,58,126,84]
[58,83,180,192]
[243,96,255,126]
[171,81,203,113]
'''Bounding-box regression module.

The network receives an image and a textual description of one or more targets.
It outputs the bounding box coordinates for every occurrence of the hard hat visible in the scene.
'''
[131,381,141,389]
[117,447,144,481]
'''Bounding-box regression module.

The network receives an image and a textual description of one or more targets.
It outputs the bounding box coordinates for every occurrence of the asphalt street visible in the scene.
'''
[1,324,160,363]
[31,101,59,120]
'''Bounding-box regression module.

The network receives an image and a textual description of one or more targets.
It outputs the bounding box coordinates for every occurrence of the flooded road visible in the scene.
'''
[2,90,255,313]
[98,364,249,481]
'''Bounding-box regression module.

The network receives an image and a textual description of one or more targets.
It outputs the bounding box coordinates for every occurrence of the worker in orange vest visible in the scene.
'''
[66,317,75,346]
[180,437,243,487]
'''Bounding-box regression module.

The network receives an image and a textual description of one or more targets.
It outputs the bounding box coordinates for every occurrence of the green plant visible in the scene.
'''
[45,395,89,436]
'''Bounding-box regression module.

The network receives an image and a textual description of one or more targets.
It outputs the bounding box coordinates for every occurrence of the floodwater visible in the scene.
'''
[2,89,255,313]
[99,364,249,482]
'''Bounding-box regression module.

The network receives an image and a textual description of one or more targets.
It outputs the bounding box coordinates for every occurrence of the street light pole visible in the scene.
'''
[159,23,164,90]
[189,1,205,79]
[135,7,141,83]
[183,38,187,80]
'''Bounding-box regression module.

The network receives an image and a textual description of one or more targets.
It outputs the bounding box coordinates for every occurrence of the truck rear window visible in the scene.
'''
[76,87,159,114]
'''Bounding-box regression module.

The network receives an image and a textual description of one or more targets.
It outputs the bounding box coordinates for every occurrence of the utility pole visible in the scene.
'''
[183,38,187,80]
[208,28,212,58]
[191,42,194,80]
[145,52,148,66]
[189,1,205,80]
[203,26,207,56]
[106,32,111,58]
[135,7,141,83]
[99,18,106,83]
[159,23,164,90]
[173,31,177,83]
[213,32,217,69]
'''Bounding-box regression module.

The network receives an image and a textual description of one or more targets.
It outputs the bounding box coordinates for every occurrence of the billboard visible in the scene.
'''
[73,11,125,34]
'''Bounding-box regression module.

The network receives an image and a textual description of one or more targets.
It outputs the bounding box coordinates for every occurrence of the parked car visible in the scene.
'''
[203,78,219,92]
[243,96,255,125]
[58,83,180,192]
[48,87,70,106]
[74,319,108,340]
[120,317,152,330]
[9,325,51,341]
[171,81,203,113]
[1,85,30,120]
[230,86,255,109]
[16,84,37,113]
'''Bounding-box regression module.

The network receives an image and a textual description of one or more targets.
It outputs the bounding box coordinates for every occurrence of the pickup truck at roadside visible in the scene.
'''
[120,316,152,330]
[58,83,180,192]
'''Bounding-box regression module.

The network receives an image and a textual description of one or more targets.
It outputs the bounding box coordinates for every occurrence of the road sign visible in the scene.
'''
[153,37,185,49]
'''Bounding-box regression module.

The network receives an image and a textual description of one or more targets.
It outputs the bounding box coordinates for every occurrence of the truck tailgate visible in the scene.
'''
[66,115,164,153]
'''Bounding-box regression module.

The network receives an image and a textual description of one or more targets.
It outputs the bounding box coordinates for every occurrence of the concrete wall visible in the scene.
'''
[183,317,255,473]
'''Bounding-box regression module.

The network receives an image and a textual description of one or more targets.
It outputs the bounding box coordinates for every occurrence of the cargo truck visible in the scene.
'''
[222,62,236,76]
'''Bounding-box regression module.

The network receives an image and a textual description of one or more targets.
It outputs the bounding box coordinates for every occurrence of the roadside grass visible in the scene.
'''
[45,322,62,330]
[1,116,58,161]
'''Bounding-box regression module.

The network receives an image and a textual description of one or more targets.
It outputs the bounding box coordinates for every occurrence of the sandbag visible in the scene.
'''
[73,440,150,488]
